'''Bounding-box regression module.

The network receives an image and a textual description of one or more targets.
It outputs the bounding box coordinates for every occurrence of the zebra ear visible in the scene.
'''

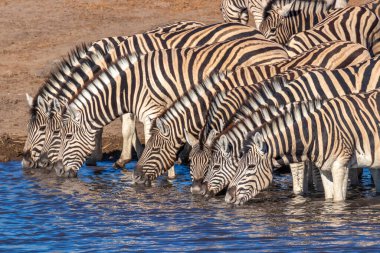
[183,128,198,147]
[278,2,294,17]
[219,135,231,153]
[26,93,34,108]
[205,129,219,146]
[156,118,169,136]
[253,132,268,154]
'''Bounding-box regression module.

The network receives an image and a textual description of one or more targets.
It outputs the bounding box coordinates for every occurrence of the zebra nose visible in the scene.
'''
[133,165,148,185]
[191,179,204,194]
[54,160,65,177]
[225,186,237,204]
[21,150,34,169]
[38,152,50,168]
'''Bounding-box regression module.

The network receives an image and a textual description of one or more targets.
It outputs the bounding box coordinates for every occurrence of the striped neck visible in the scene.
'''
[258,103,319,166]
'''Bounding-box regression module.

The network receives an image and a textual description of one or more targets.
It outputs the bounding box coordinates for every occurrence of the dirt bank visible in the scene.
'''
[0,0,368,162]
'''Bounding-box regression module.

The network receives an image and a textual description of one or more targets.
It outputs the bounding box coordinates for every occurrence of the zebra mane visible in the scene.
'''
[31,42,92,115]
[242,99,323,154]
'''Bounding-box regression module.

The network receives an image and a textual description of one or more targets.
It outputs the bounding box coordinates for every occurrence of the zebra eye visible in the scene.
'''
[270,27,276,33]
[39,125,46,131]
[239,151,244,159]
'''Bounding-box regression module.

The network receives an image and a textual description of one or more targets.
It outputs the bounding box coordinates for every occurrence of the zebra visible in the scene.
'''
[37,33,288,177]
[257,0,347,44]
[187,40,370,194]
[227,89,380,205]
[22,21,264,172]
[22,20,204,170]
[205,56,380,199]
[286,6,380,57]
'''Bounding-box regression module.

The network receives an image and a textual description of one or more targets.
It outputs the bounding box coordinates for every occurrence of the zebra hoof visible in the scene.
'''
[113,159,131,169]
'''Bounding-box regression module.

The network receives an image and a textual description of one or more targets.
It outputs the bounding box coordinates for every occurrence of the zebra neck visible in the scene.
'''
[263,112,317,167]
[160,73,230,141]
[69,56,142,130]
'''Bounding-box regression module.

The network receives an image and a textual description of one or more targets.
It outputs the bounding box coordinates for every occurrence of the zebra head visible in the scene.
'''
[225,131,272,205]
[259,2,294,44]
[204,134,239,197]
[53,104,97,178]
[134,118,181,185]
[39,99,65,172]
[220,0,249,25]
[185,129,217,195]
[22,94,50,170]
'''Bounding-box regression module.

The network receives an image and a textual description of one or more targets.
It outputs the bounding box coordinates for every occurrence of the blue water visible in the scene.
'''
[1,161,380,252]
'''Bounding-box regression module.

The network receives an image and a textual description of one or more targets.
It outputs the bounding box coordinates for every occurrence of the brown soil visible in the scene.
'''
[0,0,369,161]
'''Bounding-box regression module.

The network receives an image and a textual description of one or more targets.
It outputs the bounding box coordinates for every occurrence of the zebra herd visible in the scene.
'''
[22,0,380,205]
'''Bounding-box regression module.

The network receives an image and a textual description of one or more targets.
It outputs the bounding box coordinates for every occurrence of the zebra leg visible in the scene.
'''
[290,162,307,195]
[320,169,334,200]
[331,165,349,202]
[349,168,360,186]
[311,165,324,192]
[370,168,380,193]
[132,129,143,159]
[114,113,136,168]
[86,128,103,166]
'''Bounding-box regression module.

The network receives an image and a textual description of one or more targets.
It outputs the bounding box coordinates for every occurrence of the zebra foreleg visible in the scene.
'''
[289,162,308,195]
[331,164,349,202]
[370,168,380,193]
[320,169,334,200]
[311,165,324,192]
[85,128,103,166]
[114,113,136,168]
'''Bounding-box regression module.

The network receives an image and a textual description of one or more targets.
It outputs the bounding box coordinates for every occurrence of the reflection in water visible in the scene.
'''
[0,161,380,251]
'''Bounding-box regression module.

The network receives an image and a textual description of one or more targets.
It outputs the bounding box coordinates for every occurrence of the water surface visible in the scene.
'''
[1,161,380,252]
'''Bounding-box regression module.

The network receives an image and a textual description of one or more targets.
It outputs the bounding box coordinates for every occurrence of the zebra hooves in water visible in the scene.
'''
[113,159,132,169]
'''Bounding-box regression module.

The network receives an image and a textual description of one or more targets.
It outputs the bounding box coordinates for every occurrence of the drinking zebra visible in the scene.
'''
[227,89,380,204]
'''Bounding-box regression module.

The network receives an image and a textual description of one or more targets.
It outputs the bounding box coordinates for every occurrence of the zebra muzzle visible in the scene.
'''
[191,179,207,195]
[21,150,35,169]
[224,185,237,204]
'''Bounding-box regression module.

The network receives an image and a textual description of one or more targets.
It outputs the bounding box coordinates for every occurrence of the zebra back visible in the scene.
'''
[286,6,380,56]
